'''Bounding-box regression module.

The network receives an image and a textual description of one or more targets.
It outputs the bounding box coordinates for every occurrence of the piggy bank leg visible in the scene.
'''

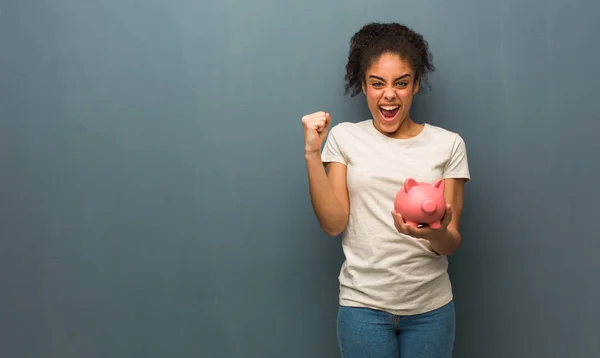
[428,221,442,229]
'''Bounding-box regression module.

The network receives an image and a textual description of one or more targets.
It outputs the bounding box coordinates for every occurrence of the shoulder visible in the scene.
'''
[328,119,374,139]
[322,120,374,162]
[329,119,371,132]
[424,124,470,179]
[424,123,465,143]
[423,123,468,152]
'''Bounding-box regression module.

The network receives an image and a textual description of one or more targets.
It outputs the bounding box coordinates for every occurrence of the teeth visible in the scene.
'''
[380,106,399,110]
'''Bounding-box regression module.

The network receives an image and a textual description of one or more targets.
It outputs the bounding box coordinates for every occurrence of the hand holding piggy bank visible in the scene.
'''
[393,178,446,229]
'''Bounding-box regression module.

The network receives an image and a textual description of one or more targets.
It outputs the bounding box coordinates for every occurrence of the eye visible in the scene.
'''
[395,81,408,87]
[371,82,383,88]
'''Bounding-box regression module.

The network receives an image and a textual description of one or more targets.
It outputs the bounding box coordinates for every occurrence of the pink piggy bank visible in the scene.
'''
[394,178,446,229]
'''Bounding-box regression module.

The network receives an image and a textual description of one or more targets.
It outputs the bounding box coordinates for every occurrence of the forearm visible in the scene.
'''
[305,151,348,236]
[429,227,462,256]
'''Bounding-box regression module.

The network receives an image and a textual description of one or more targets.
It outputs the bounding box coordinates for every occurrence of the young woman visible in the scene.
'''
[302,22,470,357]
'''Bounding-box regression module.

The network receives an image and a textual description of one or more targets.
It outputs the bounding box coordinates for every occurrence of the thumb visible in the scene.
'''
[443,204,453,221]
[325,112,332,125]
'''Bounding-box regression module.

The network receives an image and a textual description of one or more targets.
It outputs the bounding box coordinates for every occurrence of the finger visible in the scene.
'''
[302,112,326,125]
[410,225,429,238]
[391,211,406,233]
[321,114,331,132]
[305,115,327,125]
[311,123,326,132]
[399,215,418,235]
[401,218,428,238]
[305,118,325,126]
[403,222,420,237]
[442,204,453,225]
[391,211,400,229]
[392,211,413,235]
[307,111,325,118]
[393,223,400,233]
[308,119,328,132]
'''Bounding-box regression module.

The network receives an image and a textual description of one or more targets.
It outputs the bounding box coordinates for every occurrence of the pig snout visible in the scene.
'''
[421,199,436,214]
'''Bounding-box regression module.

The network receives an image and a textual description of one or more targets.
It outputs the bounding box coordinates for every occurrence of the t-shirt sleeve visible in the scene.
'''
[320,125,347,165]
[443,134,471,182]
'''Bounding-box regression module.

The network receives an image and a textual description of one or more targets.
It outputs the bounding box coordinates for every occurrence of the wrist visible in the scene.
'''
[304,150,321,159]
[428,227,461,256]
[428,226,451,242]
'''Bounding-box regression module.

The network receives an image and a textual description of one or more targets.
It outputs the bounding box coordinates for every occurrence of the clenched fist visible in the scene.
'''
[302,111,332,153]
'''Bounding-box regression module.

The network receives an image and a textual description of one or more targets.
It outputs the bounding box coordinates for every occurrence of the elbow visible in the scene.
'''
[438,245,459,256]
[324,228,343,237]
[321,219,347,237]
[316,209,348,237]
[322,221,347,237]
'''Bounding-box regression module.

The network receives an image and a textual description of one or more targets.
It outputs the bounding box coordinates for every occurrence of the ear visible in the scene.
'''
[413,78,420,95]
[432,179,445,192]
[362,82,366,95]
[404,178,418,193]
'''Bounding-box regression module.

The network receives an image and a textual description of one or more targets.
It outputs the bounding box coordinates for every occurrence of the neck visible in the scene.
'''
[376,116,424,139]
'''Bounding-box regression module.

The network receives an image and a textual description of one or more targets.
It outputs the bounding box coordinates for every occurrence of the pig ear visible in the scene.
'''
[404,178,418,193]
[433,179,445,192]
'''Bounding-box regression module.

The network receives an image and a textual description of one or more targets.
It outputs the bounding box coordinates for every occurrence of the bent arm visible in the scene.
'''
[305,151,349,236]
[429,178,466,255]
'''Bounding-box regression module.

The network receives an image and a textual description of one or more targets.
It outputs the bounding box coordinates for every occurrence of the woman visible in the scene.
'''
[302,22,470,357]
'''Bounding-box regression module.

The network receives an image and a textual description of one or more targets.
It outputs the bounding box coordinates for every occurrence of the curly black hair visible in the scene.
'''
[344,22,435,97]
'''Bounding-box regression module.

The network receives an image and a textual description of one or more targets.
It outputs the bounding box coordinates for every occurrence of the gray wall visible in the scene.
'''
[1,0,598,357]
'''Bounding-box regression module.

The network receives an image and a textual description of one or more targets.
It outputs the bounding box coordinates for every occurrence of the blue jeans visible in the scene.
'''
[337,300,455,358]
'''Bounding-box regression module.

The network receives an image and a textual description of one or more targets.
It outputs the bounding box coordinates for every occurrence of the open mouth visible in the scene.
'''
[379,105,400,121]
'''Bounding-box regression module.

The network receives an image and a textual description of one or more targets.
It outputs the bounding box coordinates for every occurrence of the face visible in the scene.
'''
[361,52,419,134]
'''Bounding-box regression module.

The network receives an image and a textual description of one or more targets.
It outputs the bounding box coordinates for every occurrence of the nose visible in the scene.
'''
[383,89,396,101]
[421,200,436,214]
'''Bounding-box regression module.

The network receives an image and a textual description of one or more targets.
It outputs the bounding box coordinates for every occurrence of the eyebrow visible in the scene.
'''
[368,74,412,81]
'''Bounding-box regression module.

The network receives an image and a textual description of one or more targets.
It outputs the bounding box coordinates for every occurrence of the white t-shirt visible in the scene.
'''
[321,119,471,315]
